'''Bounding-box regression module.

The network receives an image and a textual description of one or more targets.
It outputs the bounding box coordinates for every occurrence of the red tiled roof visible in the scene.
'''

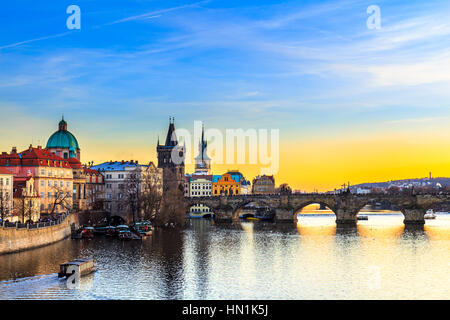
[84,167,101,175]
[0,167,13,175]
[0,146,71,169]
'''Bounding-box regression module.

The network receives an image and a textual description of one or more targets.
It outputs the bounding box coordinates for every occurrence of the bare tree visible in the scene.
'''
[140,172,163,222]
[49,185,72,217]
[119,168,143,224]
[0,190,11,221]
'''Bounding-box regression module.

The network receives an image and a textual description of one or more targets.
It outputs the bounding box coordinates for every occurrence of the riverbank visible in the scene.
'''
[0,213,79,255]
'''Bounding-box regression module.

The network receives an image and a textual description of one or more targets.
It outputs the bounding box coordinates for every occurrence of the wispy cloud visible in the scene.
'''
[0,31,75,50]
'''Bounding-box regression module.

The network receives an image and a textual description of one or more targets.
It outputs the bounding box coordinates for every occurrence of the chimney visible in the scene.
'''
[11,147,17,153]
[136,160,138,164]
[29,144,33,149]
[130,160,134,164]
[121,160,124,164]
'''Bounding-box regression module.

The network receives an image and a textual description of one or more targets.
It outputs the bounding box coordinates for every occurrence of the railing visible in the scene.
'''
[1,212,70,230]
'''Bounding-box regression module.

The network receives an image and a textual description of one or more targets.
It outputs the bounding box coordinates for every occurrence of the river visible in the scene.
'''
[0,209,449,300]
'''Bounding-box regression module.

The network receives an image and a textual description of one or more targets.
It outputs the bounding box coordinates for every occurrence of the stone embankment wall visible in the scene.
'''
[0,213,79,255]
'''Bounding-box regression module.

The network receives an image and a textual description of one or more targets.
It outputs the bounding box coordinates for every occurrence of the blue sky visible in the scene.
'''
[0,0,449,186]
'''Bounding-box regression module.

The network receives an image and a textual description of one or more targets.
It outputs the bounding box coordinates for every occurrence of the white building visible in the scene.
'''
[0,167,13,222]
[187,175,213,217]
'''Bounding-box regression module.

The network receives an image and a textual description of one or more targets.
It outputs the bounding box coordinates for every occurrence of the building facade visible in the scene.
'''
[91,160,163,219]
[13,176,40,223]
[0,167,13,222]
[252,175,275,194]
[187,175,213,216]
[84,167,105,210]
[0,146,73,215]
[212,173,240,196]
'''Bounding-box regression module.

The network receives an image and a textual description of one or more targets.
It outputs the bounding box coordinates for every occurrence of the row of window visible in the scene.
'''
[40,191,72,198]
[40,180,71,188]
[191,184,211,190]
[0,178,10,186]
[105,174,125,179]
[40,169,71,177]
[191,191,211,196]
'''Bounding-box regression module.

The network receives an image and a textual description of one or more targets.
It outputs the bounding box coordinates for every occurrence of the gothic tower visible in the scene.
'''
[194,125,211,175]
[157,117,185,192]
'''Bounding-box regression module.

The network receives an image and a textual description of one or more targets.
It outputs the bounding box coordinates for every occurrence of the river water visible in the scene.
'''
[0,209,449,300]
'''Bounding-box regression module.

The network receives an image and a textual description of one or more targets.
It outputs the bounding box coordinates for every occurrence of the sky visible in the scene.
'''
[0,0,449,191]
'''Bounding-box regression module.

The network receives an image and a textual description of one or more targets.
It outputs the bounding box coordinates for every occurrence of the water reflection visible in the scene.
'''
[0,212,449,299]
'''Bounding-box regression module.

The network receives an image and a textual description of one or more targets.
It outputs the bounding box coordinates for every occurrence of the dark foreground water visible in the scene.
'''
[0,210,449,300]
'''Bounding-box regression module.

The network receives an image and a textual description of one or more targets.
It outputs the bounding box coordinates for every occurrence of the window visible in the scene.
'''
[41,180,45,187]
[118,174,124,179]
[106,174,112,179]
[54,181,57,187]
[48,181,51,187]
[41,192,45,198]
[67,182,70,187]
[41,169,45,175]
[60,181,64,187]
[106,184,111,189]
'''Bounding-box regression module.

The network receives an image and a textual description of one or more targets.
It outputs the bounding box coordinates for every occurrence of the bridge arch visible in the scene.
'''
[231,199,274,221]
[291,200,337,222]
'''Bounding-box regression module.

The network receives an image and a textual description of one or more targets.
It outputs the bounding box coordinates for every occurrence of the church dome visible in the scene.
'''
[46,117,80,150]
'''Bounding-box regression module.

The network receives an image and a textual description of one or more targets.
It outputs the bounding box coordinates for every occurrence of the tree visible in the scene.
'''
[277,183,292,194]
[119,168,142,224]
[49,185,72,217]
[140,171,163,222]
[0,189,11,221]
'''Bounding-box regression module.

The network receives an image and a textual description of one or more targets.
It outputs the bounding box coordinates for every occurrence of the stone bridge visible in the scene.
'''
[185,192,450,226]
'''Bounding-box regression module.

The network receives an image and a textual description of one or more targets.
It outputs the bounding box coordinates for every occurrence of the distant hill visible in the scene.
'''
[350,177,450,189]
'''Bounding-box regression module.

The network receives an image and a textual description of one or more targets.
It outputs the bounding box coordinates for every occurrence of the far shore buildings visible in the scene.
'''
[91,160,163,219]
[0,167,13,221]
[13,176,40,222]
[252,175,275,194]
[0,146,74,216]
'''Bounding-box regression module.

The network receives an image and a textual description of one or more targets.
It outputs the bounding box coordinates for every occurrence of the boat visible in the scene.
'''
[58,258,95,278]
[81,226,95,238]
[424,209,436,219]
[94,226,107,235]
[357,215,369,220]
[105,226,116,237]
[116,225,133,240]
[254,207,275,221]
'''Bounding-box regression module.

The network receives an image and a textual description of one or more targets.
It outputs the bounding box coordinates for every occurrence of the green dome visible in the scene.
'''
[46,130,79,149]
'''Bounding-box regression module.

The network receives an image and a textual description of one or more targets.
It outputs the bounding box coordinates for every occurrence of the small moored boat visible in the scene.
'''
[424,209,436,219]
[357,215,369,221]
[58,258,95,278]
[105,226,116,236]
[81,226,95,238]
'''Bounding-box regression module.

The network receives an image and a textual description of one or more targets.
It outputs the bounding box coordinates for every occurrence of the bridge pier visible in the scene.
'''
[213,209,233,223]
[402,208,426,226]
[335,208,358,227]
[274,208,295,223]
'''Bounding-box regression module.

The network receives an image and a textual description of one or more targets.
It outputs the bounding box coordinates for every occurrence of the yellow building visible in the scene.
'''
[212,173,240,196]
